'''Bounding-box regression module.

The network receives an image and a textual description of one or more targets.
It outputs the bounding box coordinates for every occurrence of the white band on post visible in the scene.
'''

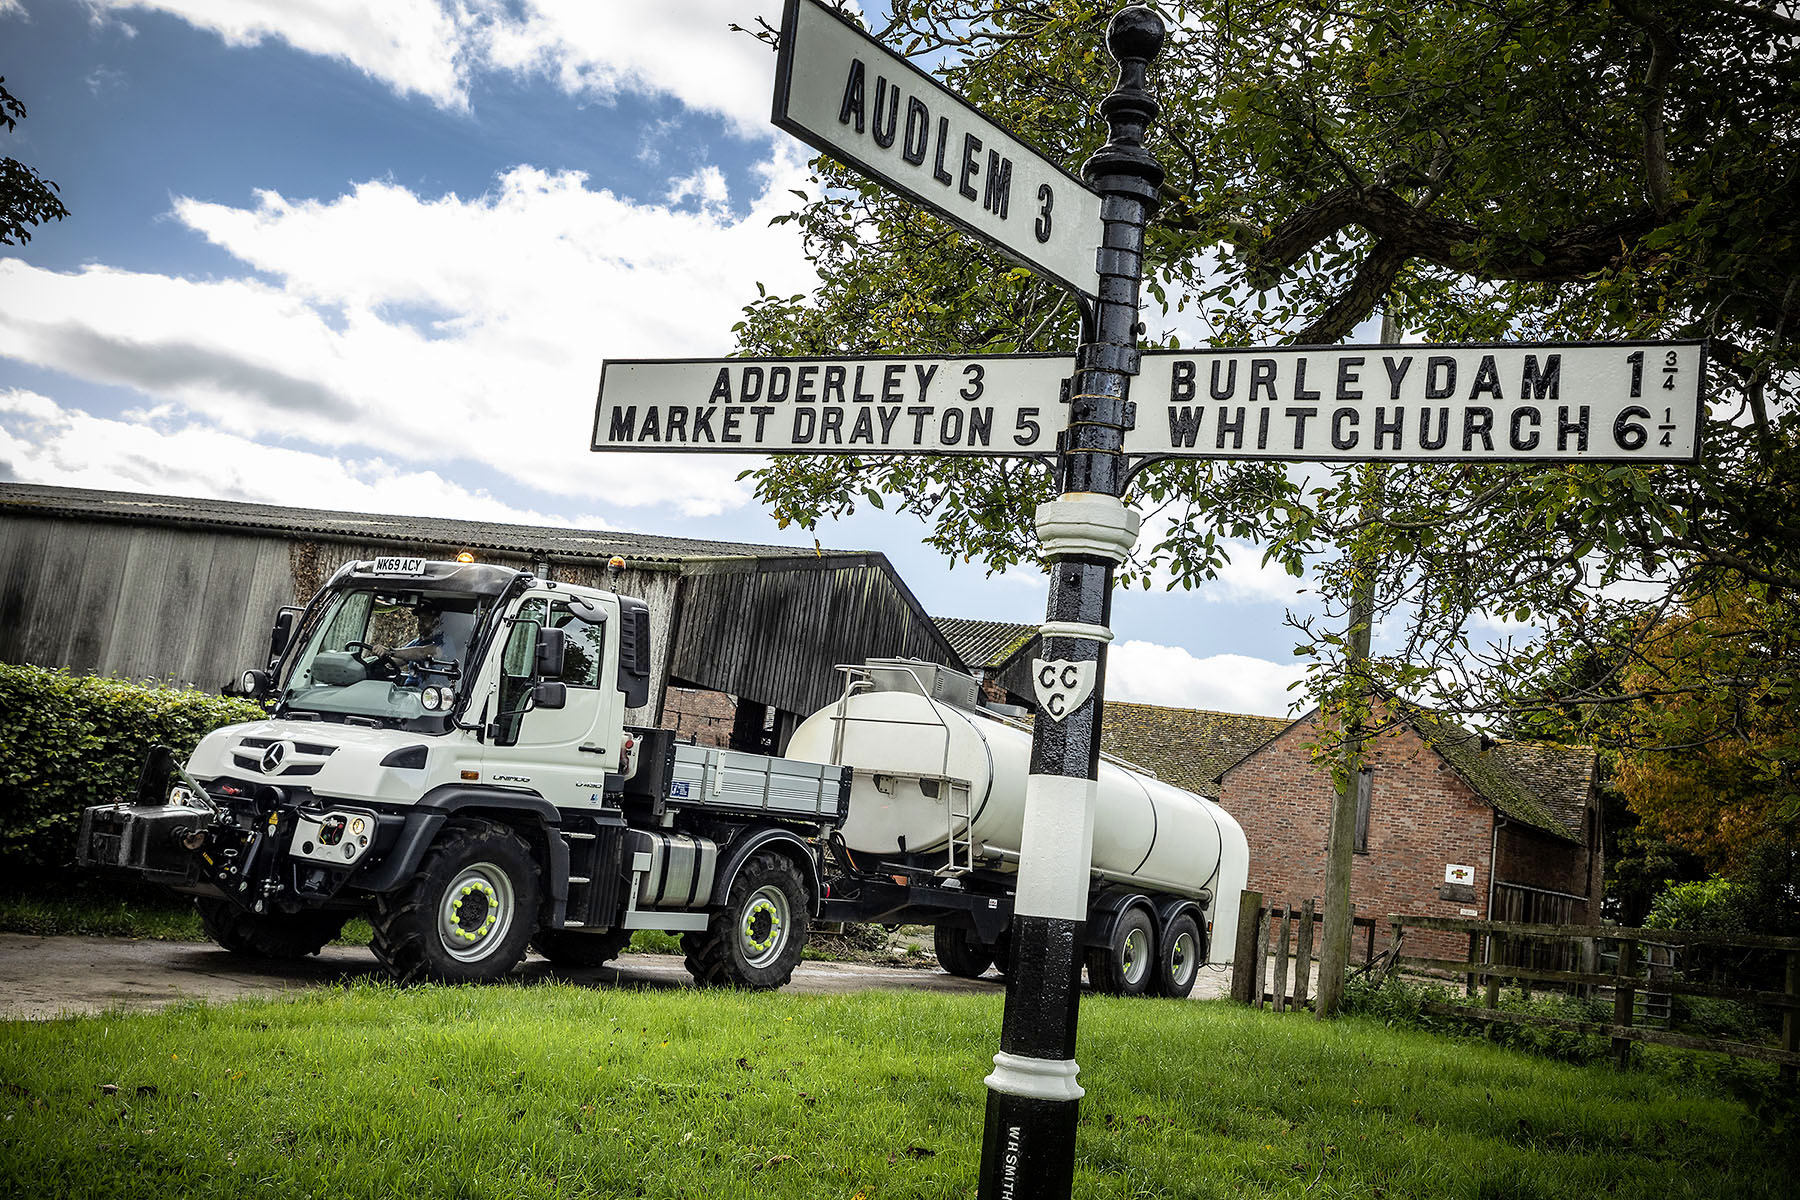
[1012,773,1097,922]
[1034,493,1141,564]
[985,1052,1085,1102]
[1038,620,1113,643]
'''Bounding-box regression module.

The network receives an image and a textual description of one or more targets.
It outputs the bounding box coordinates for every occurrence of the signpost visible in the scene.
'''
[591,3,1708,1197]
[596,342,1707,462]
[772,0,1105,297]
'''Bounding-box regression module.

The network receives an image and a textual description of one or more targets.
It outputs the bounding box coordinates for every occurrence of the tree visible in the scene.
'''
[739,0,1798,729]
[1,75,68,246]
[1615,582,1800,874]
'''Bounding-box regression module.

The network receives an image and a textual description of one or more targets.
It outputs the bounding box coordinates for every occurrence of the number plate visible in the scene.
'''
[373,556,428,575]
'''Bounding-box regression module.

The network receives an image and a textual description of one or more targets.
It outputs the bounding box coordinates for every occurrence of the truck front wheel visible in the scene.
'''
[1086,907,1156,997]
[933,925,993,979]
[370,820,541,983]
[196,898,347,959]
[683,851,807,989]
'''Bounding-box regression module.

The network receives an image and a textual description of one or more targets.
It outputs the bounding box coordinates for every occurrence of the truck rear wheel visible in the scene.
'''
[532,927,632,968]
[196,898,347,959]
[1153,913,1202,999]
[682,851,807,989]
[933,925,993,978]
[371,819,540,984]
[1086,907,1156,997]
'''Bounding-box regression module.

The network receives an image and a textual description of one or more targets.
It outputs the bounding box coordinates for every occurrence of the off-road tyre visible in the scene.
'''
[933,924,993,979]
[532,926,633,968]
[682,851,808,989]
[1152,913,1202,999]
[195,897,347,959]
[370,819,540,984]
[1086,907,1156,997]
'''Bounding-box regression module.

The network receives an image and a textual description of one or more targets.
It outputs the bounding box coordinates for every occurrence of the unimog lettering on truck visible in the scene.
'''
[79,559,1250,997]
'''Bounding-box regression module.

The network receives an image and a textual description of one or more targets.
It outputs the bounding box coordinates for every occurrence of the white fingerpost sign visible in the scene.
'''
[772,0,1104,298]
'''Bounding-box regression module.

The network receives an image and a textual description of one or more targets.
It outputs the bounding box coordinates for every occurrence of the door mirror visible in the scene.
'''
[269,607,303,659]
[532,681,567,710]
[535,625,567,679]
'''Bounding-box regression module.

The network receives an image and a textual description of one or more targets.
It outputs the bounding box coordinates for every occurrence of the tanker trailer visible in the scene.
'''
[789,660,1249,998]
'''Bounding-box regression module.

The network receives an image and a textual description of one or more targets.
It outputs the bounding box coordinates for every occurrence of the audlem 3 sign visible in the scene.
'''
[593,342,1705,463]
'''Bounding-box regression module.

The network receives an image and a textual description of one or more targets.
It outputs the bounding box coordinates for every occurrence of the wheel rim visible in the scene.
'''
[739,883,791,970]
[438,862,516,962]
[1169,930,1196,988]
[1121,927,1149,987]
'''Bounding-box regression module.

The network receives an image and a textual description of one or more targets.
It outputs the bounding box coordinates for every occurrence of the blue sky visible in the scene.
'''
[0,0,1321,715]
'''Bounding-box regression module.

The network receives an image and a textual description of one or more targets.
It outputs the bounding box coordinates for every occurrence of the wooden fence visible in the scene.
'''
[1228,891,1377,1010]
[1384,913,1800,1078]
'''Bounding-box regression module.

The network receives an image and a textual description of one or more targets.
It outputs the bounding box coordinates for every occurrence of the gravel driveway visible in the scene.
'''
[0,934,1234,1020]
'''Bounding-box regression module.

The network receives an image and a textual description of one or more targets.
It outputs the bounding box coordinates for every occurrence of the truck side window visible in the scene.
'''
[494,599,547,745]
[548,602,604,689]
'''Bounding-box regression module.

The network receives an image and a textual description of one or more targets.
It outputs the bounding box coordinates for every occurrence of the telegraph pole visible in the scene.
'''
[976,9,1165,1198]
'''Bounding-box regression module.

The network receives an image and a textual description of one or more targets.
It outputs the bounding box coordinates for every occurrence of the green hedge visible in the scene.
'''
[0,664,263,884]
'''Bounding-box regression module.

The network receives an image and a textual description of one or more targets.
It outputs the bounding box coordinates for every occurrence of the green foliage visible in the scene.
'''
[0,75,69,245]
[0,665,263,883]
[738,0,1800,755]
[0,984,1791,1198]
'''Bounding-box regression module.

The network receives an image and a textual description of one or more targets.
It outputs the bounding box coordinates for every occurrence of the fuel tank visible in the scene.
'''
[785,663,1249,916]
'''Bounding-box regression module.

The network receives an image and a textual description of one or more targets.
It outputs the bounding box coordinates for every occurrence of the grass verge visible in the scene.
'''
[1,985,1789,1199]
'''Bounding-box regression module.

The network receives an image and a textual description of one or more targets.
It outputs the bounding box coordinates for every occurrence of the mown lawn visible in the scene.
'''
[1,983,1787,1200]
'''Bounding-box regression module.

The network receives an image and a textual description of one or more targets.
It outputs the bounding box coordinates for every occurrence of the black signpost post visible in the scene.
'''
[974,10,1163,1199]
[590,4,1705,1197]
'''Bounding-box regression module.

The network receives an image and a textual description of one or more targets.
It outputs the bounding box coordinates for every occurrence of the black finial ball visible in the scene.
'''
[1107,5,1166,63]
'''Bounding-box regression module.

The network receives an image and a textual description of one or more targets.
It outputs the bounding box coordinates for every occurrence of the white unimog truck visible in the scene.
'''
[79,557,1248,995]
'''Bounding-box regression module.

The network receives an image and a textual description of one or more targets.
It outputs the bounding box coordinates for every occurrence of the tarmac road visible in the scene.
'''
[0,934,1233,1020]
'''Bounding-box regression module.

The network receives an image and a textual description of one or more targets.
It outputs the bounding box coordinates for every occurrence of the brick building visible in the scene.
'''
[1214,703,1602,956]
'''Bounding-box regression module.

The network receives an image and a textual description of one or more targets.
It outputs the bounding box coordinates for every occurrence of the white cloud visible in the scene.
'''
[0,150,818,518]
[1106,640,1305,716]
[0,387,603,525]
[90,1,790,131]
[88,0,473,109]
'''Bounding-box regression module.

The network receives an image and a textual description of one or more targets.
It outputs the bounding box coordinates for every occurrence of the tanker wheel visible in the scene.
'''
[1153,913,1202,999]
[989,929,1013,980]
[532,926,633,968]
[933,925,994,979]
[370,819,540,984]
[683,851,808,989]
[196,898,347,959]
[1087,907,1156,997]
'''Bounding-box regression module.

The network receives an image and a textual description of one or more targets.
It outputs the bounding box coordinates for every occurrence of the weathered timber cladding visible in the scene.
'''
[1,485,959,729]
[669,558,961,718]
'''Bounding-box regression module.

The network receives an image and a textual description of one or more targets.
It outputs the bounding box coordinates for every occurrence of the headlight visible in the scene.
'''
[421,686,447,711]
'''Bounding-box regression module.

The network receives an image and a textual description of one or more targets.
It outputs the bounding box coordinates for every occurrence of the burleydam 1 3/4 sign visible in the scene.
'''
[593,341,1707,462]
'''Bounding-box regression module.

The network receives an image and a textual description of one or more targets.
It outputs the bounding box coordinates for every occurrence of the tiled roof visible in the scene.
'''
[1100,702,1293,796]
[1400,705,1590,842]
[0,483,868,567]
[933,617,1037,671]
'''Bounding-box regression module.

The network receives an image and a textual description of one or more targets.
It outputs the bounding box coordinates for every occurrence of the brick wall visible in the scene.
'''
[1219,715,1498,960]
[659,686,738,748]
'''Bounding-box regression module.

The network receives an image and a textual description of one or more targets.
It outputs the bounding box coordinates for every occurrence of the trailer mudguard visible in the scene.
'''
[709,827,823,917]
[1083,886,1157,950]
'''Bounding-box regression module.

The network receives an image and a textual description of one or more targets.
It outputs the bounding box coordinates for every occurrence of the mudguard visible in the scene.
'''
[709,827,823,916]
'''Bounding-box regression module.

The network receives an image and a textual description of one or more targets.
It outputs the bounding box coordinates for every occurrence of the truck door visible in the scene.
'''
[480,594,619,811]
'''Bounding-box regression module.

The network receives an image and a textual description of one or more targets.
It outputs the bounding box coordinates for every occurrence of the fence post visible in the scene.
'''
[1230,890,1262,1004]
[1466,930,1480,997]
[1783,951,1797,1087]
[1294,899,1315,1011]
[1272,905,1293,1012]
[1484,932,1502,1011]
[1258,903,1279,1009]
[1612,937,1639,1070]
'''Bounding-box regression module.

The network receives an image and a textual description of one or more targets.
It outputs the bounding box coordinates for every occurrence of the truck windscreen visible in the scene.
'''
[280,588,481,726]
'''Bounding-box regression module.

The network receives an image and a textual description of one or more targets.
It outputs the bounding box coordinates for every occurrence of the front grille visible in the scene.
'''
[237,736,338,757]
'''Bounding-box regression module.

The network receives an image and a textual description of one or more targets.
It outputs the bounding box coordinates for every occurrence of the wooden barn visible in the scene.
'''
[0,483,961,748]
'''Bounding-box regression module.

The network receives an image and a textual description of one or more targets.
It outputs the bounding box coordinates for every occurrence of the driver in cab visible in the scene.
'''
[375,604,451,685]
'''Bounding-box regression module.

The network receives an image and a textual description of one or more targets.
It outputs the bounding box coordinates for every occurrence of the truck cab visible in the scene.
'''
[79,557,845,988]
